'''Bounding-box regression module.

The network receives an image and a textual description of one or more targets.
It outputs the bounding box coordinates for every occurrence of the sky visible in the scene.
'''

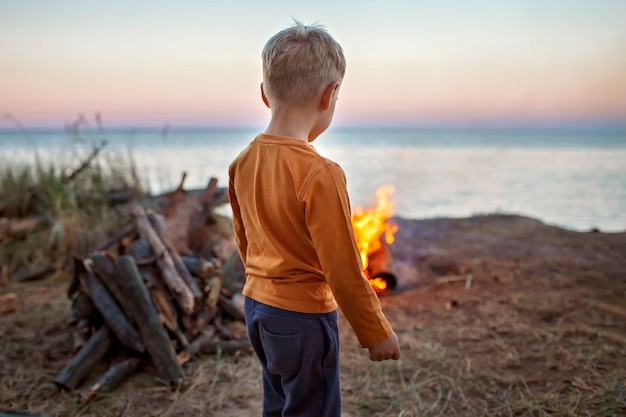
[1,0,625,128]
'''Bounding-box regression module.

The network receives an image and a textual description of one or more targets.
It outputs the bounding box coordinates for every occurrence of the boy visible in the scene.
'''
[228,21,401,417]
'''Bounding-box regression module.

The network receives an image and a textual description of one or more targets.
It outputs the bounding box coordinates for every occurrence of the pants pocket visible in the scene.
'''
[259,324,301,376]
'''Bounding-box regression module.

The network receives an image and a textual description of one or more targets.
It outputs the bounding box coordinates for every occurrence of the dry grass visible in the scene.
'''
[0,142,145,280]
[2,215,625,416]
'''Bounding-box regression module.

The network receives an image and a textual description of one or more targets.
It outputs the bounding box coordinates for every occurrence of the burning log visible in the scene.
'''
[54,326,113,391]
[365,243,398,295]
[79,357,140,403]
[116,255,183,385]
[350,186,402,295]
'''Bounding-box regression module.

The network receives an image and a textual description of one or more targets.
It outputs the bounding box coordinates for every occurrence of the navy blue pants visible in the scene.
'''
[244,297,341,417]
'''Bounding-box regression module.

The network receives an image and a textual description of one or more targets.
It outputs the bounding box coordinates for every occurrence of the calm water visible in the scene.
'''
[1,127,625,232]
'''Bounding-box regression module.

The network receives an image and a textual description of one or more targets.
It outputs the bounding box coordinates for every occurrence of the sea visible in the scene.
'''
[1,126,625,233]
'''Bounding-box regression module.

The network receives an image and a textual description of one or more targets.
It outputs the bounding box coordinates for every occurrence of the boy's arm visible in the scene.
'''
[228,175,248,264]
[303,164,393,348]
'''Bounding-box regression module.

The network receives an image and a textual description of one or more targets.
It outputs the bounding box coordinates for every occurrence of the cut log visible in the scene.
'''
[130,203,194,314]
[205,276,222,311]
[89,224,135,254]
[79,260,145,353]
[54,326,113,391]
[220,251,246,294]
[189,327,216,355]
[181,256,220,279]
[68,290,97,326]
[125,239,158,288]
[89,253,134,321]
[149,282,190,352]
[158,172,188,218]
[79,357,140,403]
[218,294,245,323]
[115,255,183,385]
[149,211,203,309]
[188,178,219,251]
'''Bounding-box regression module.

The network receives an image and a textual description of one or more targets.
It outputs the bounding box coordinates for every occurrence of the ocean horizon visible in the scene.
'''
[1,126,625,233]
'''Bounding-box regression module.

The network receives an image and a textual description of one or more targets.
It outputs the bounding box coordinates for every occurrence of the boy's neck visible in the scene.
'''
[264,105,318,142]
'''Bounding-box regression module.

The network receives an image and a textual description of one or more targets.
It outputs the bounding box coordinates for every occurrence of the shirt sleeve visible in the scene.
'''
[302,163,393,348]
[228,171,248,265]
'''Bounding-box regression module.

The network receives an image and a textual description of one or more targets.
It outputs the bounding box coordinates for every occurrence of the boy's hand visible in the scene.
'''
[368,331,401,361]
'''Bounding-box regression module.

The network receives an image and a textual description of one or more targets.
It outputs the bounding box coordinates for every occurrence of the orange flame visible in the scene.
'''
[351,186,398,278]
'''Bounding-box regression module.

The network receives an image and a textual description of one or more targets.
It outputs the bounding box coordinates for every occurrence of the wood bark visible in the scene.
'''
[115,255,183,385]
[79,260,145,353]
[54,326,113,391]
[129,203,195,314]
[79,357,140,403]
[187,178,219,251]
[181,256,219,279]
[89,224,134,254]
[218,294,245,323]
[220,251,246,294]
[149,211,203,308]
[89,253,135,320]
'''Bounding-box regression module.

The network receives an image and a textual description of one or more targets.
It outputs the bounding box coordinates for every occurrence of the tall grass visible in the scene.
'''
[0,139,146,281]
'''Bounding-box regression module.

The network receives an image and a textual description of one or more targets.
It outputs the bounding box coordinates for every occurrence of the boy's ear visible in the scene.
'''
[320,82,339,111]
[260,83,271,109]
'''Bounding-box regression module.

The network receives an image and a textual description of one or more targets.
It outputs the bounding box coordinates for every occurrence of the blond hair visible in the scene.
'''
[262,21,346,106]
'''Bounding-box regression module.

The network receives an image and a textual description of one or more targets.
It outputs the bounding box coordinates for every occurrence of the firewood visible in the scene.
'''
[218,294,245,323]
[189,327,216,355]
[129,203,195,315]
[88,254,134,320]
[125,239,159,288]
[68,290,96,326]
[205,276,222,311]
[115,255,183,385]
[79,357,140,403]
[187,178,219,251]
[220,251,246,294]
[78,260,145,353]
[54,326,113,391]
[158,172,188,218]
[181,256,220,279]
[88,224,135,254]
[148,211,203,309]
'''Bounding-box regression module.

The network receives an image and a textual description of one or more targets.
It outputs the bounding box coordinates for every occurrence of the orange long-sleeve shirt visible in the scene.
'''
[228,133,392,348]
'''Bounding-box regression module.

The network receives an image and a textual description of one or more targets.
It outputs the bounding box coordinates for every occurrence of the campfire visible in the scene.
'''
[351,186,398,294]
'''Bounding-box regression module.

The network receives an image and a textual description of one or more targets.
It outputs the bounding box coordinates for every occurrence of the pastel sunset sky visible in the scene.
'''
[1,0,625,128]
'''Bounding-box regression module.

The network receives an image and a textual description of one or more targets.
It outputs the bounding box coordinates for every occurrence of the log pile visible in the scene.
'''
[54,176,249,402]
